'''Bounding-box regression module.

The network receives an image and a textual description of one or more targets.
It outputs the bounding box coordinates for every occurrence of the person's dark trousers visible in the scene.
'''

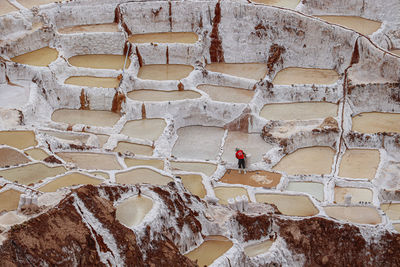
[238,158,245,169]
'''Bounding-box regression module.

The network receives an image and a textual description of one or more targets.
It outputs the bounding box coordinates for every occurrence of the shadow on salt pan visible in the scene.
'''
[116,195,153,227]
[127,89,200,102]
[137,64,194,80]
[129,32,198,44]
[11,47,58,67]
[205,63,267,80]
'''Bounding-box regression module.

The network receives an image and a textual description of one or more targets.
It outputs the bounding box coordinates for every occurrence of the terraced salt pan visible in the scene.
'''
[338,149,380,180]
[0,163,66,185]
[272,68,339,85]
[180,174,206,198]
[352,112,400,134]
[11,47,58,67]
[250,0,299,9]
[96,134,109,147]
[51,109,121,127]
[56,152,122,170]
[120,119,166,141]
[17,0,56,9]
[137,64,194,80]
[172,126,225,161]
[255,194,318,216]
[391,50,400,56]
[324,206,381,225]
[260,102,338,121]
[214,186,249,205]
[0,0,18,15]
[58,23,119,34]
[334,187,373,204]
[24,148,49,161]
[0,148,30,168]
[0,80,31,108]
[129,32,198,43]
[0,131,37,149]
[127,90,201,102]
[220,170,281,188]
[185,236,233,267]
[273,147,335,175]
[115,168,173,185]
[64,76,120,88]
[197,85,254,103]
[124,158,164,170]
[244,240,274,257]
[38,172,103,192]
[381,204,400,220]
[205,63,267,80]
[393,224,400,233]
[116,195,153,227]
[170,161,217,176]
[222,131,275,164]
[0,190,21,212]
[68,54,129,70]
[316,16,382,35]
[114,142,154,156]
[286,182,324,201]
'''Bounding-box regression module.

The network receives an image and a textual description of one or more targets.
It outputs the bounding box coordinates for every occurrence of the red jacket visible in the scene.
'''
[236,150,245,159]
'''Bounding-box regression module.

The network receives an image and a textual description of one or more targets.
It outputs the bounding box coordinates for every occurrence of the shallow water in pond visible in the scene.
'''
[324,206,381,224]
[0,163,66,185]
[96,134,109,147]
[260,102,338,121]
[316,16,382,35]
[0,190,21,212]
[68,54,129,70]
[173,126,225,161]
[391,50,400,56]
[197,85,254,103]
[11,47,58,67]
[125,158,164,170]
[244,240,274,257]
[170,161,217,176]
[334,187,373,204]
[137,64,194,80]
[272,68,339,85]
[51,109,121,127]
[338,149,380,180]
[121,119,166,141]
[0,0,18,15]
[0,131,37,149]
[286,182,324,201]
[214,186,249,205]
[128,89,200,102]
[381,203,400,220]
[352,112,400,134]
[39,172,103,192]
[0,148,30,168]
[273,146,335,175]
[64,76,120,88]
[205,63,267,80]
[220,170,281,188]
[114,142,154,156]
[256,193,318,216]
[58,23,119,34]
[17,0,56,8]
[24,148,48,161]
[185,236,233,266]
[116,195,153,227]
[115,168,173,185]
[56,152,122,170]
[251,0,299,8]
[180,174,206,198]
[222,131,275,164]
[129,32,198,43]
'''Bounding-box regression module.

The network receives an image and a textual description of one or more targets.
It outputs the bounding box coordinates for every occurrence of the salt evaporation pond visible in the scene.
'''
[17,0,56,9]
[11,47,58,67]
[115,168,173,185]
[205,63,268,80]
[127,90,201,102]
[272,68,339,85]
[38,172,103,192]
[286,182,324,201]
[116,195,153,227]
[324,206,381,225]
[197,85,254,103]
[64,76,120,88]
[24,148,49,161]
[220,170,281,188]
[137,65,194,80]
[0,131,37,149]
[129,32,198,43]
[244,240,274,257]
[391,50,400,56]
[0,148,30,168]
[0,189,21,212]
[316,16,382,35]
[185,236,233,266]
[113,142,154,156]
[170,161,217,176]
[256,193,318,216]
[52,109,121,127]
[58,23,119,34]
[0,163,66,185]
[180,174,206,198]
[57,152,122,170]
[251,0,300,9]
[338,149,380,180]
[120,119,166,141]
[260,102,338,121]
[68,54,129,70]
[0,0,18,15]
[214,186,249,205]
[124,158,164,170]
[273,147,335,175]
[334,187,373,204]
[381,203,400,220]
[352,112,400,133]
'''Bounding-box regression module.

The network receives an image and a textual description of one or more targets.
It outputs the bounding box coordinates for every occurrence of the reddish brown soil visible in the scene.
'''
[209,1,224,63]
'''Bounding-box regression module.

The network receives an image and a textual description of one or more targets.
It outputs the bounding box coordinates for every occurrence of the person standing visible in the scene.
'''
[235,148,246,174]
